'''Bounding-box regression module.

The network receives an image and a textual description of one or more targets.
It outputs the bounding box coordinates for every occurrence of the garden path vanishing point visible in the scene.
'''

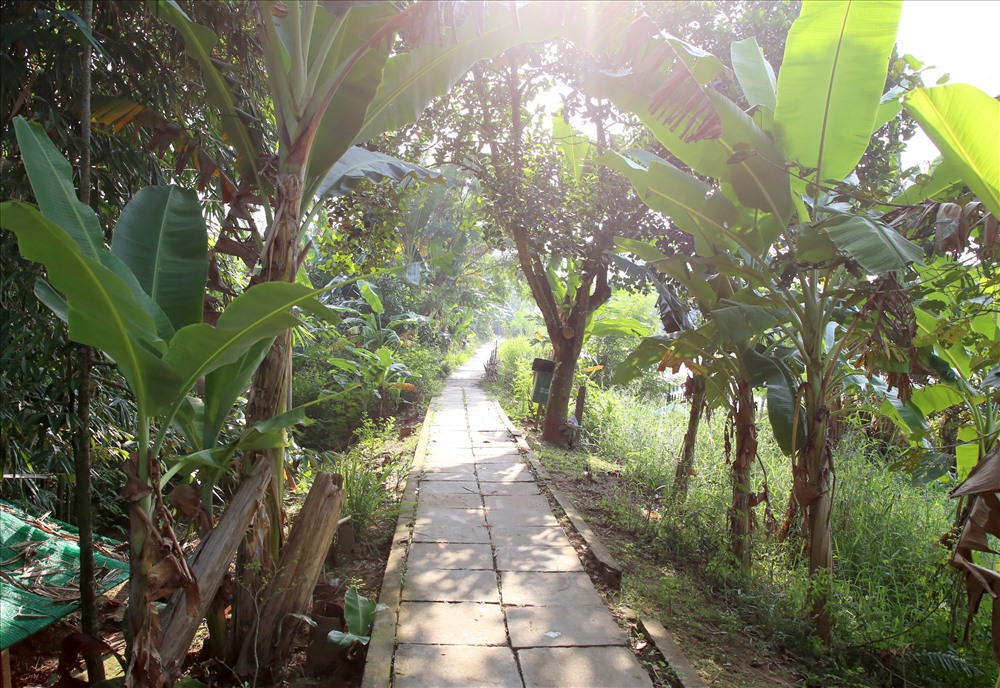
[363,342,653,688]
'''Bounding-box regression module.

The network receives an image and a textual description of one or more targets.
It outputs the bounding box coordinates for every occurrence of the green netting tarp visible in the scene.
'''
[0,504,129,650]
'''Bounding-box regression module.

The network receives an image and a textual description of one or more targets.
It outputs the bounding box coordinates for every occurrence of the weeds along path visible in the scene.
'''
[363,341,653,688]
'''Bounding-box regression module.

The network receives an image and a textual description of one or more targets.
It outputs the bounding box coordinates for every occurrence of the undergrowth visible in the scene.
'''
[486,336,998,688]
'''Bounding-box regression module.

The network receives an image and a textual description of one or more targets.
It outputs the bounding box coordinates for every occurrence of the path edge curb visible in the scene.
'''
[360,402,434,688]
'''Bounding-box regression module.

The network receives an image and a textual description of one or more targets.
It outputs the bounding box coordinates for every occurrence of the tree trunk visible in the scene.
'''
[673,374,706,502]
[232,171,303,656]
[541,337,584,446]
[730,378,757,569]
[158,458,272,681]
[795,376,834,642]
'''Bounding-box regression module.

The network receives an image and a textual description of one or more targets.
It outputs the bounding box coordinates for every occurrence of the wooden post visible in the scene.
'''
[1,648,11,688]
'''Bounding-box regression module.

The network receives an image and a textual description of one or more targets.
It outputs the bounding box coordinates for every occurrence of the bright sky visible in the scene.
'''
[896,0,1000,169]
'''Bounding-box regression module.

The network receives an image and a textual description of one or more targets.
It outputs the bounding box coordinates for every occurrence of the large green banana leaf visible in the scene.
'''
[599,150,739,256]
[1,202,181,413]
[164,281,334,392]
[817,215,923,275]
[352,2,567,148]
[906,84,1000,217]
[731,37,776,112]
[774,0,902,185]
[14,118,176,339]
[743,347,805,456]
[299,3,397,191]
[112,186,208,331]
[586,72,791,228]
[13,118,104,258]
[314,146,444,199]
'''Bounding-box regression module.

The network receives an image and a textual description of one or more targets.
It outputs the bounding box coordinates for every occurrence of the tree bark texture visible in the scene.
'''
[673,374,706,502]
[729,378,758,569]
[233,171,303,656]
[235,472,345,678]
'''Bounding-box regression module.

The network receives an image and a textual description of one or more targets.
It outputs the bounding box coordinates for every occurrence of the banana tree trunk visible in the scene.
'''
[674,374,706,502]
[730,378,757,569]
[232,172,303,656]
[795,374,834,642]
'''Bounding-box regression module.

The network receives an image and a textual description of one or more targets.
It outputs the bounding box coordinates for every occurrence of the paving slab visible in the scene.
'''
[475,452,525,465]
[487,508,560,528]
[506,605,627,648]
[398,602,507,645]
[403,568,500,603]
[414,506,487,527]
[411,524,491,544]
[417,492,483,509]
[484,495,553,512]
[490,526,572,548]
[394,645,522,688]
[420,467,478,481]
[500,571,606,607]
[518,646,653,688]
[416,480,479,495]
[407,542,494,570]
[478,463,535,482]
[479,481,541,497]
[495,543,584,572]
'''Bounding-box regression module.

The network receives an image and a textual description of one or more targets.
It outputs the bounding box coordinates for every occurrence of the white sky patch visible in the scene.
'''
[896,0,1000,170]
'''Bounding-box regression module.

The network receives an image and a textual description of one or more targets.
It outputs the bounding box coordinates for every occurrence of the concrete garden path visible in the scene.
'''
[363,342,653,688]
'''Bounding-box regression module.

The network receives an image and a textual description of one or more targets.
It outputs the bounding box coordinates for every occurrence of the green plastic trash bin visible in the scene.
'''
[531,358,556,404]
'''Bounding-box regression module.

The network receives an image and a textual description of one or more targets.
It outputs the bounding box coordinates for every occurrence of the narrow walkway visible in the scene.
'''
[367,343,653,688]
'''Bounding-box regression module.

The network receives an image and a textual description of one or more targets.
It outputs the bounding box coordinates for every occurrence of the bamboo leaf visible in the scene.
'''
[774,0,902,184]
[905,84,1000,217]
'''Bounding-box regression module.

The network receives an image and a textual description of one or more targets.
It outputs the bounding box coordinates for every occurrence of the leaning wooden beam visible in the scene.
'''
[234,472,345,677]
[158,458,273,678]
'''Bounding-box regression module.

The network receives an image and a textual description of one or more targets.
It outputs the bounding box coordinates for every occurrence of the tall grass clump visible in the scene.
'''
[296,417,411,545]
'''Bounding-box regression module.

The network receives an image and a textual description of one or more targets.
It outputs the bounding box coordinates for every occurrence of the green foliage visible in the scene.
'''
[326,585,386,649]
[534,383,997,685]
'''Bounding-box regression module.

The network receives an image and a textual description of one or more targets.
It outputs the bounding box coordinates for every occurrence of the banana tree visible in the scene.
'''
[152,4,573,648]
[1,118,349,685]
[611,242,801,568]
[581,0,1000,638]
